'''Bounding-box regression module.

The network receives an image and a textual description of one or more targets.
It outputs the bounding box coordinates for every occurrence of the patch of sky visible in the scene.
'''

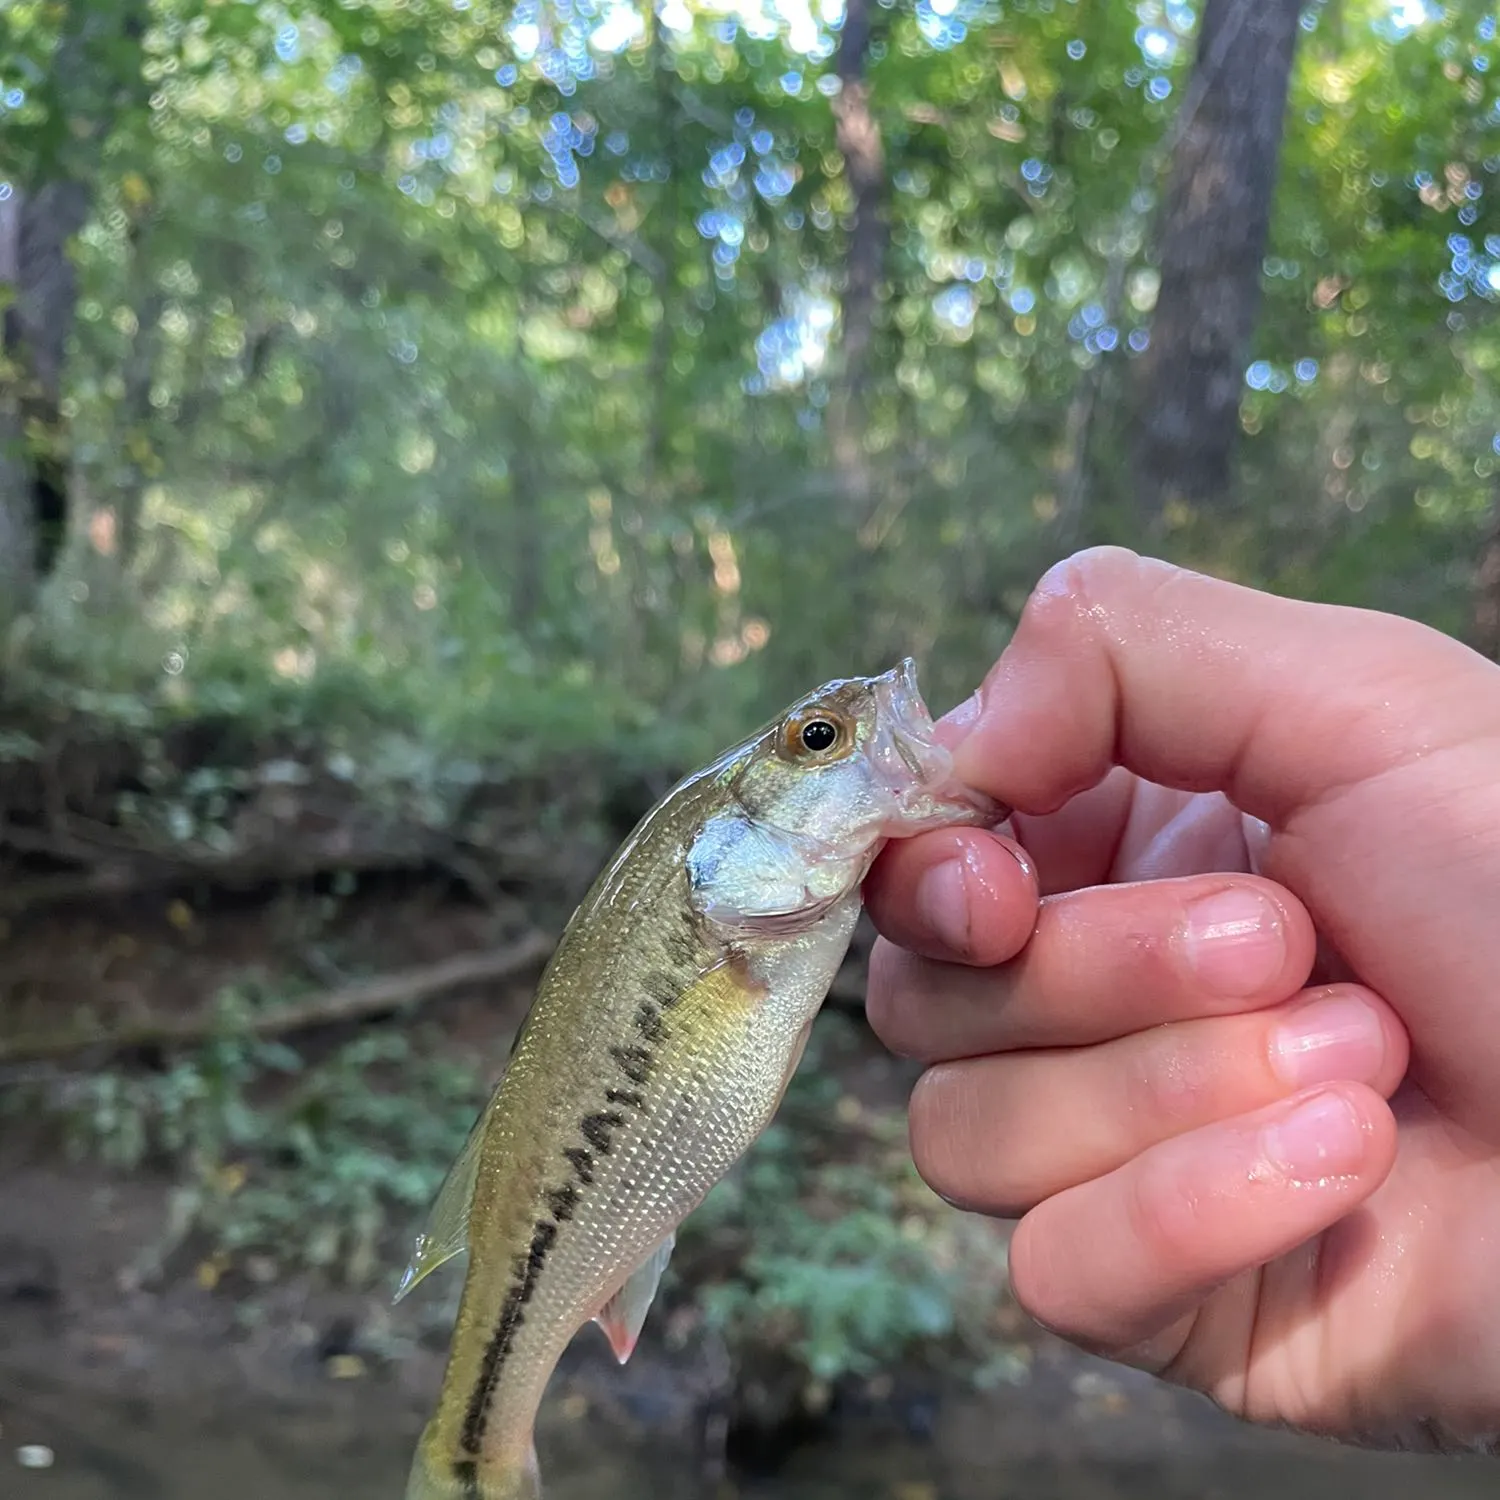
[705,141,747,190]
[698,209,746,247]
[1135,24,1176,65]
[1379,0,1440,41]
[542,111,597,189]
[933,285,977,333]
[755,159,796,201]
[1020,158,1053,198]
[1068,302,1121,353]
[916,0,967,49]
[752,290,836,389]
[510,19,542,59]
[1246,360,1291,393]
[326,55,362,95]
[591,0,644,53]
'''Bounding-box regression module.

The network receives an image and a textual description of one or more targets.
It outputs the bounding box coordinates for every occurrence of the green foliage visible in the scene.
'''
[6,0,1497,767]
[42,1004,484,1287]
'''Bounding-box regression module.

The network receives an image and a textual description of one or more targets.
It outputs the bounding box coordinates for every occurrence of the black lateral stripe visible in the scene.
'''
[643,967,678,1007]
[581,1109,625,1153]
[452,1459,482,1499]
[634,1003,667,1044]
[564,1146,594,1183]
[665,926,697,967]
[460,1219,561,1454]
[610,1043,653,1084]
[605,1087,645,1111]
[548,1182,579,1221]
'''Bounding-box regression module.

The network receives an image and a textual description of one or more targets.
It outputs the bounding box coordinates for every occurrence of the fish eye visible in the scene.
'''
[780,706,854,762]
[800,719,838,753]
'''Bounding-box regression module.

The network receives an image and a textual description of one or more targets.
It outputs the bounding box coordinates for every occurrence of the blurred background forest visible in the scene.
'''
[4,0,1500,1496]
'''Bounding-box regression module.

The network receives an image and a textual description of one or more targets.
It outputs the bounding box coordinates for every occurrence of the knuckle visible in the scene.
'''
[1028,547,1174,635]
[1128,1030,1215,1127]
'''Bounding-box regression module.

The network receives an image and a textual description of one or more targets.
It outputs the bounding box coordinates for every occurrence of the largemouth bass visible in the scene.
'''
[399,659,1000,1500]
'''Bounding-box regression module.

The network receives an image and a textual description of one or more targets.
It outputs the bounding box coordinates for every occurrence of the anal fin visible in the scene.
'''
[593,1232,675,1364]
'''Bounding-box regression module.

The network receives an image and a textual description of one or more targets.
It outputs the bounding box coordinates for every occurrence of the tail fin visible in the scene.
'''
[404,1439,541,1500]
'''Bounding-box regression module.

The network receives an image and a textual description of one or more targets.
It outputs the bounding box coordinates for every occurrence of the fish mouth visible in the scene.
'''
[869,658,1006,828]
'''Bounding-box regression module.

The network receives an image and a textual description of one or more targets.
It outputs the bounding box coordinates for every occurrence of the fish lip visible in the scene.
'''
[870,658,1007,828]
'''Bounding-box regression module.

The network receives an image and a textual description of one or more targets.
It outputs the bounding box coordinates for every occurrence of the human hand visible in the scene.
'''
[865,547,1500,1452]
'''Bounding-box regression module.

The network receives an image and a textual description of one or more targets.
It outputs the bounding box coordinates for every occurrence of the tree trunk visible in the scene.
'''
[0,0,152,631]
[1132,0,1303,519]
[0,189,36,627]
[827,0,887,525]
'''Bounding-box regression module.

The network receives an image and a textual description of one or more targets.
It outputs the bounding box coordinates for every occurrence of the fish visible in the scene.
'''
[398,658,1001,1500]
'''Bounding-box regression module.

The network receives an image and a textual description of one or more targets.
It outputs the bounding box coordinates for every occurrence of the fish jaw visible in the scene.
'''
[866,657,1006,832]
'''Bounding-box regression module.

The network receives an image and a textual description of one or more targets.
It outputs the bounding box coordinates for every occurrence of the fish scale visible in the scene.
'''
[400,660,1001,1500]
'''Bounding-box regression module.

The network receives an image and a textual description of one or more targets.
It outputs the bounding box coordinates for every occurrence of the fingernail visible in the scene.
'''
[916,859,972,956]
[1272,993,1385,1089]
[1181,889,1285,998]
[936,690,983,749]
[1262,1090,1368,1181]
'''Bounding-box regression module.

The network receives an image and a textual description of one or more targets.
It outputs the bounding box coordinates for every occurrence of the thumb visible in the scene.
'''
[948,547,1500,827]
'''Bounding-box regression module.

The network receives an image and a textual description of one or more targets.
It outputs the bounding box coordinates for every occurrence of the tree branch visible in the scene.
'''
[0,934,555,1064]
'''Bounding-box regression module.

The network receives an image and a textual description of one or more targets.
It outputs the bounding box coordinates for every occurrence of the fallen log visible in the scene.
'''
[0,932,555,1065]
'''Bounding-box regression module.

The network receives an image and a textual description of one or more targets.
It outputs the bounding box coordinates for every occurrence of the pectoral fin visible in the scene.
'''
[394,1106,487,1302]
[593,1232,675,1364]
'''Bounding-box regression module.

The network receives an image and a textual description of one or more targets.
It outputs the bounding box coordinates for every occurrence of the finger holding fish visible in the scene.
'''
[905,982,1406,1218]
[865,873,1318,1062]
